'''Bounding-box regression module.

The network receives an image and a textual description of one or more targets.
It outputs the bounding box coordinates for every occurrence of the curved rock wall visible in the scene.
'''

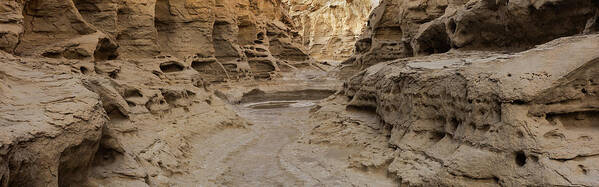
[1,0,598,186]
[306,0,599,186]
[0,0,309,186]
[0,52,106,187]
[285,0,379,61]
[0,0,311,80]
[343,0,599,71]
[337,34,599,186]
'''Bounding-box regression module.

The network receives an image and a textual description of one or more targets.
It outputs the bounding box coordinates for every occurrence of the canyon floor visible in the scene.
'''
[194,65,398,186]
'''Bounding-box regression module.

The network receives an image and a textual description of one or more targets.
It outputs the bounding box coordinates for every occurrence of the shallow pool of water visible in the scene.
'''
[244,100,317,109]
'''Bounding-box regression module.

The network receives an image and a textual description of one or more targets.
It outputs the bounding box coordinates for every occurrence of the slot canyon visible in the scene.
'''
[0,0,598,186]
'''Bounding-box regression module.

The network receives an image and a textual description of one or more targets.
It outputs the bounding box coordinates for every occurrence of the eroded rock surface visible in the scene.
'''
[343,0,599,73]
[1,0,313,80]
[0,52,106,187]
[310,34,599,186]
[311,1,599,185]
[285,0,379,61]
[0,0,313,186]
[1,0,599,186]
[0,49,250,186]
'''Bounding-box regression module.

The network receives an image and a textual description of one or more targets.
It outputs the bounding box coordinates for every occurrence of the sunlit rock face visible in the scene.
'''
[338,35,599,186]
[1,0,599,186]
[0,0,311,81]
[343,0,599,72]
[306,0,599,186]
[285,0,379,61]
[0,0,311,186]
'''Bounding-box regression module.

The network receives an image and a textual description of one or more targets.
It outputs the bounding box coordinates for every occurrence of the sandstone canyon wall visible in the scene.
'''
[1,0,598,186]
[0,0,312,186]
[1,0,311,81]
[285,0,379,61]
[342,0,599,72]
[306,0,599,186]
[335,36,599,186]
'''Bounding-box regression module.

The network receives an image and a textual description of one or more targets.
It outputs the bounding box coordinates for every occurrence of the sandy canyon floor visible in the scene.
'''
[188,66,398,186]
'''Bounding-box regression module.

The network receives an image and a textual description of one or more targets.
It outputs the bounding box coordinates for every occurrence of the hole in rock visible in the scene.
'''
[104,104,128,121]
[469,123,477,130]
[162,91,180,105]
[160,62,184,73]
[107,109,127,121]
[108,71,118,79]
[58,139,98,187]
[42,51,62,58]
[94,38,118,61]
[91,133,124,172]
[92,141,119,166]
[423,43,450,54]
[80,67,89,74]
[512,100,526,105]
[419,29,451,55]
[430,131,446,142]
[579,165,588,175]
[480,124,491,131]
[346,105,378,115]
[355,38,372,53]
[449,19,457,34]
[515,151,526,166]
[449,117,460,132]
[257,32,264,40]
[186,90,196,96]
[124,89,142,98]
[152,70,162,77]
[280,17,292,26]
[530,155,539,162]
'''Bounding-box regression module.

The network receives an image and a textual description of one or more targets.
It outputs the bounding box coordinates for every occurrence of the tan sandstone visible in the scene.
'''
[1,0,598,186]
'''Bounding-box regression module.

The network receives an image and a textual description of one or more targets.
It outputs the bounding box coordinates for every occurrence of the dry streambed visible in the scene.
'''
[208,89,398,186]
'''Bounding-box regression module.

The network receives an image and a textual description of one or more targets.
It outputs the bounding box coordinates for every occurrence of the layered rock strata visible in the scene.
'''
[343,0,599,72]
[310,33,599,186]
[0,48,250,186]
[0,0,311,186]
[0,0,312,81]
[285,0,379,61]
[303,0,599,186]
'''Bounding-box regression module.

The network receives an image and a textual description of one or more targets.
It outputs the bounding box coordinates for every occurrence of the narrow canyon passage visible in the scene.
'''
[2,0,598,186]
